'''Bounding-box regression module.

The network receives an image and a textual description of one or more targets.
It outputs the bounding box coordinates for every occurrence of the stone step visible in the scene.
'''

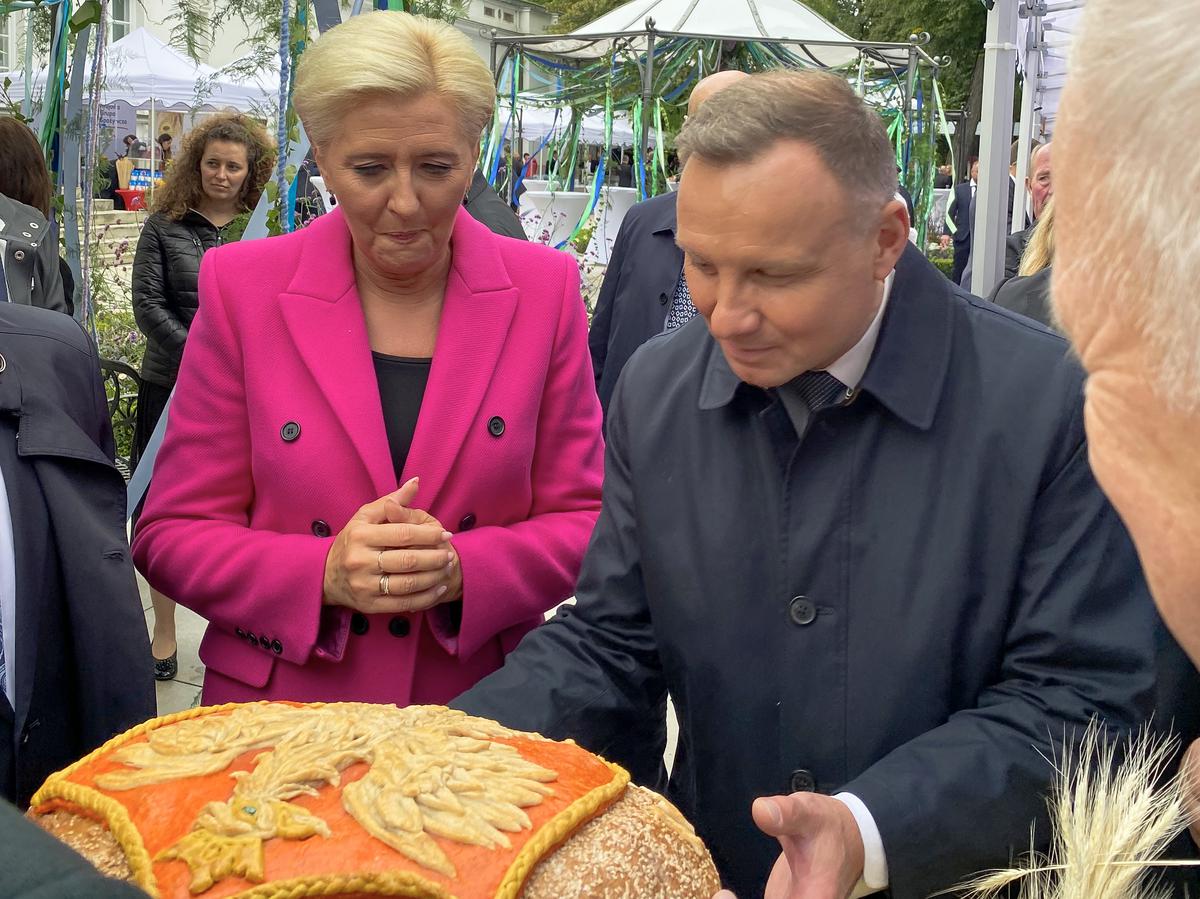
[89,222,143,242]
[91,209,146,227]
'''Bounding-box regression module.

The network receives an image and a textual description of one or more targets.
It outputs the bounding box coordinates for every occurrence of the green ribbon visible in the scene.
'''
[932,77,957,234]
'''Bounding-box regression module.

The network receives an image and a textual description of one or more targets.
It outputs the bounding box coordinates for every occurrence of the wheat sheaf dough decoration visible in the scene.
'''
[92,704,560,894]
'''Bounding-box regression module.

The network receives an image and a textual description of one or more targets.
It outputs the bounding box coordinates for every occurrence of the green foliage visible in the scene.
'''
[541,0,624,33]
[805,0,986,110]
[1,77,34,123]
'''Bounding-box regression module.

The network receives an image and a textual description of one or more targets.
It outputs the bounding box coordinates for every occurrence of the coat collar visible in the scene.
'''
[278,208,518,499]
[698,244,953,430]
[0,350,115,469]
[643,190,679,236]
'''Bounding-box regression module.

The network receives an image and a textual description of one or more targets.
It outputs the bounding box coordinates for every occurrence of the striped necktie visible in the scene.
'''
[793,370,849,412]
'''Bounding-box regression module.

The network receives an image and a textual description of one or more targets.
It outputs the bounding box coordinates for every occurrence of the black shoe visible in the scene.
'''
[154,651,178,681]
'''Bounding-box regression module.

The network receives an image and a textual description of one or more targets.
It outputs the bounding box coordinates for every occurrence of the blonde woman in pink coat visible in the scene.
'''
[131,11,604,706]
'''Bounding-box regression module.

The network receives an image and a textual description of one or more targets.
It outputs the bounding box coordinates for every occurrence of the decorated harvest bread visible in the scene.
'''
[27,702,720,898]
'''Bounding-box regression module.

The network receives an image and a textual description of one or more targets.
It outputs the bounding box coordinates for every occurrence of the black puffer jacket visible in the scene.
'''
[132,210,235,387]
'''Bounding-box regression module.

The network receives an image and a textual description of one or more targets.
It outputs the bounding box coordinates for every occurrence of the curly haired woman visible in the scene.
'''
[131,111,275,681]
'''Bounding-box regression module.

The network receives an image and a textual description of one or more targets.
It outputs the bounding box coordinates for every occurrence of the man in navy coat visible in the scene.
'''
[455,72,1157,898]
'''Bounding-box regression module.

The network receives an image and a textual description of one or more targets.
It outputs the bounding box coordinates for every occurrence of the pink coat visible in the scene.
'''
[131,207,604,706]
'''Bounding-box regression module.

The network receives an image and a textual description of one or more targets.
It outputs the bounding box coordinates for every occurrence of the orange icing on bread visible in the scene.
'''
[29,703,629,899]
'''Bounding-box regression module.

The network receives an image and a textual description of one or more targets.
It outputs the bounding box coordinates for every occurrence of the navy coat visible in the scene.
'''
[0,304,154,806]
[588,191,683,416]
[455,245,1157,898]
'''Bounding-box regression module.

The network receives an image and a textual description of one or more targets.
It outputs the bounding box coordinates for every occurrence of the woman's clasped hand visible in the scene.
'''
[322,477,462,615]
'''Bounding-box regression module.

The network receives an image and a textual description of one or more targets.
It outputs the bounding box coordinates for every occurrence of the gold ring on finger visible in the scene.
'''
[379,574,390,596]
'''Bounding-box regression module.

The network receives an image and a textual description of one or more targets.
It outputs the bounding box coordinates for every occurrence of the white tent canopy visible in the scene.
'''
[1016,5,1081,138]
[3,28,277,112]
[530,0,911,68]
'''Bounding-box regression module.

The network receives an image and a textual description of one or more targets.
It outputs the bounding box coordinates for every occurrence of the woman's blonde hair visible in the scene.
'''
[151,112,276,221]
[293,11,496,149]
[1019,197,1055,277]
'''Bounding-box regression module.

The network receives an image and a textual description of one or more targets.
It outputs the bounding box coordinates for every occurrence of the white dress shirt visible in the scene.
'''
[817,272,895,897]
[0,448,17,711]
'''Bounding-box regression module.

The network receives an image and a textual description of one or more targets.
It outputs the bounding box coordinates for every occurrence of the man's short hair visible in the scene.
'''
[675,70,898,215]
[1054,0,1200,407]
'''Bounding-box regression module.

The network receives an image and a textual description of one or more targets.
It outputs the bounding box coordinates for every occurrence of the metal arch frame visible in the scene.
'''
[489,22,940,178]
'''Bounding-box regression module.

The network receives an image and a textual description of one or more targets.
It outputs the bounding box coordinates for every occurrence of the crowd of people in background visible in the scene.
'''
[0,2,1199,897]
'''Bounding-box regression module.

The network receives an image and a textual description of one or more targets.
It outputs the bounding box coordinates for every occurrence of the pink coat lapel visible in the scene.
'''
[278,210,396,499]
[402,211,517,501]
[277,208,517,506]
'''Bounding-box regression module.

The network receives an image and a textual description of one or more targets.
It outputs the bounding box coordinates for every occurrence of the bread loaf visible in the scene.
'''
[28,702,721,898]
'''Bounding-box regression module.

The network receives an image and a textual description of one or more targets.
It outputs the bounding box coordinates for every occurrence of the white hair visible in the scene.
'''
[1054,0,1200,407]
[293,11,495,150]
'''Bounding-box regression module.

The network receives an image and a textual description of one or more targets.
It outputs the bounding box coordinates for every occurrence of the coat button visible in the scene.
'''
[487,416,505,437]
[789,769,817,794]
[246,631,258,645]
[271,639,283,654]
[388,616,411,638]
[259,635,271,649]
[659,290,669,305]
[29,221,39,229]
[21,232,31,238]
[13,250,24,261]
[280,421,301,442]
[235,627,246,638]
[311,519,331,538]
[350,612,370,636]
[458,513,476,531]
[788,596,817,627]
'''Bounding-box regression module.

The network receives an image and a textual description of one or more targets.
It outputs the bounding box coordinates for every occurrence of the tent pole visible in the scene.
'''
[149,97,156,204]
[1012,9,1041,233]
[640,18,656,172]
[903,42,918,173]
[22,8,35,118]
[971,0,1018,297]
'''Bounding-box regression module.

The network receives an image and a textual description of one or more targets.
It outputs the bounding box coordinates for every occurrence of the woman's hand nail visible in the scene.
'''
[442,531,454,542]
[436,585,448,597]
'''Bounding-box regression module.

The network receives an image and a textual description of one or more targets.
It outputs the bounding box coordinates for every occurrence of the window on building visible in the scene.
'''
[110,0,132,42]
[502,10,514,23]
[483,6,495,18]
[0,14,12,71]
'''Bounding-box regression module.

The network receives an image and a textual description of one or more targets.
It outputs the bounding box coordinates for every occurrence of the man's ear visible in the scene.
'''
[873,198,909,281]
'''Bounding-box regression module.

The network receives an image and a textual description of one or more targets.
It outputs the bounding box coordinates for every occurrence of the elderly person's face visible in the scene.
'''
[1029,143,1052,220]
[676,140,907,389]
[315,93,478,280]
[1054,118,1200,666]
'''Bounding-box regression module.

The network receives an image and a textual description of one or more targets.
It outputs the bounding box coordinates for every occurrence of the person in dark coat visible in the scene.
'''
[131,112,275,682]
[0,302,155,807]
[454,71,1157,899]
[1002,142,1054,281]
[0,119,70,314]
[589,70,748,418]
[463,168,526,241]
[947,159,976,284]
[588,190,682,416]
[991,267,1053,328]
[0,194,66,315]
[0,799,145,896]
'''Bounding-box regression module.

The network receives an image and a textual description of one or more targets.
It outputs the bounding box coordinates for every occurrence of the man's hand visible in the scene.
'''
[713,793,865,899]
